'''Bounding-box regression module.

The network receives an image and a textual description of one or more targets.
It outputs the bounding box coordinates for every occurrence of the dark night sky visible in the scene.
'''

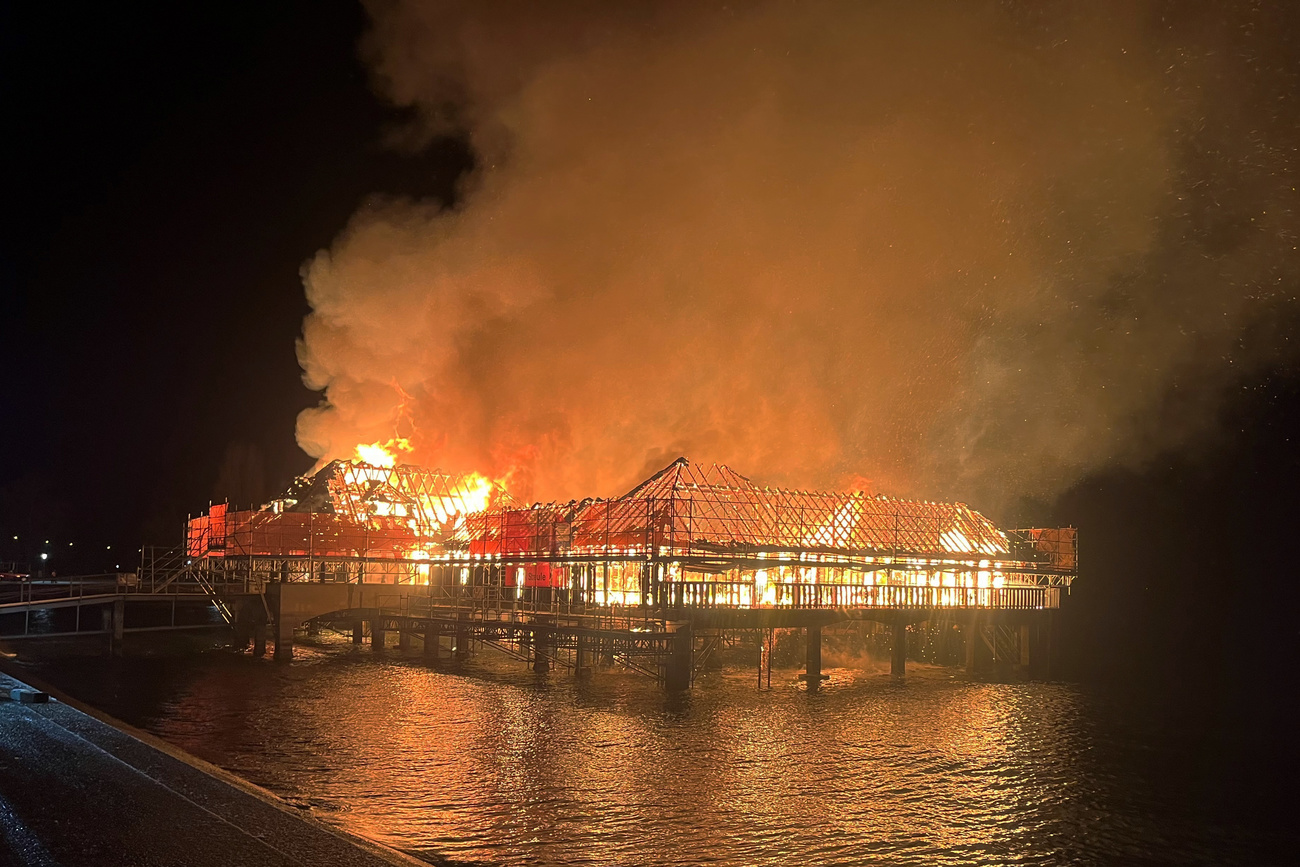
[2,3,471,561]
[2,1,1298,729]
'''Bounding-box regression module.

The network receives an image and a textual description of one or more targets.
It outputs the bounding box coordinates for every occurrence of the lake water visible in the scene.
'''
[25,634,1289,866]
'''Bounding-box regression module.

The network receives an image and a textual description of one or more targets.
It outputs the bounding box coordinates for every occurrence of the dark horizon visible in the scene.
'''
[3,0,1298,734]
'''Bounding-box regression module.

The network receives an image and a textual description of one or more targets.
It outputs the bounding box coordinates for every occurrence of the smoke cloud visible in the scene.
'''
[296,0,1299,513]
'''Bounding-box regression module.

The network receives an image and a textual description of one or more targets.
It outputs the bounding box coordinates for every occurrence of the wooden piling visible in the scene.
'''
[664,622,693,692]
[805,625,822,692]
[891,617,907,681]
[533,621,551,673]
[111,597,125,657]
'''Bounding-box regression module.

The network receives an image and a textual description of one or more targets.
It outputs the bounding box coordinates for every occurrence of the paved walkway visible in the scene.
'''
[0,672,429,867]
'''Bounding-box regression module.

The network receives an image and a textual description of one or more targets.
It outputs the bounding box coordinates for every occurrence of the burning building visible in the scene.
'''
[182,456,1074,611]
[184,460,512,586]
[167,455,1076,686]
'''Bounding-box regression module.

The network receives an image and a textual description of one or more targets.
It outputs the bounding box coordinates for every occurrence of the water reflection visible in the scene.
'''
[28,638,1283,866]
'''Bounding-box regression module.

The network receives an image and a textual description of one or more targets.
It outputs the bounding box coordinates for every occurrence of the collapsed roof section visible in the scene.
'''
[271,460,513,538]
[188,461,513,558]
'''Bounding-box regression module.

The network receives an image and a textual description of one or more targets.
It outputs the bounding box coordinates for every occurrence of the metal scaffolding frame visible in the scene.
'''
[166,457,1075,614]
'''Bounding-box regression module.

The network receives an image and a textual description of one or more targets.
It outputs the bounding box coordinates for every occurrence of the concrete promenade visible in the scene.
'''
[0,671,427,867]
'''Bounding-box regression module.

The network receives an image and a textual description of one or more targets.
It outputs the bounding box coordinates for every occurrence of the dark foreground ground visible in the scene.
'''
[0,669,426,867]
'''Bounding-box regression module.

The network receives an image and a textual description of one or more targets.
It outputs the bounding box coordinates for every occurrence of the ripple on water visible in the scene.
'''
[26,639,1289,867]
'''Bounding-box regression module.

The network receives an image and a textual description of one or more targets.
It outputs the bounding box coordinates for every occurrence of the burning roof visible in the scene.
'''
[465,457,1017,559]
[189,455,1072,575]
[270,460,511,536]
[188,461,512,558]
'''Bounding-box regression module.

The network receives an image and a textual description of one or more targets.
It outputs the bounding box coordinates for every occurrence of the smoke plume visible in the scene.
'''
[296,0,1299,512]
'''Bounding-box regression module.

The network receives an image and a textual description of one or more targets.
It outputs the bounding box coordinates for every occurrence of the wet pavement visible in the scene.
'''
[0,671,427,867]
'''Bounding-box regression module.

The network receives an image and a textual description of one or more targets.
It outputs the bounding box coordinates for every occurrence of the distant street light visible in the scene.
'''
[40,553,48,561]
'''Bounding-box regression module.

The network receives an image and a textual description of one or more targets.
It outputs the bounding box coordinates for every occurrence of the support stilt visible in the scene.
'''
[352,620,364,645]
[1028,611,1054,679]
[964,611,983,676]
[533,622,551,673]
[454,615,469,659]
[664,622,693,692]
[805,625,822,692]
[273,618,293,660]
[891,617,907,681]
[575,632,592,679]
[110,597,125,657]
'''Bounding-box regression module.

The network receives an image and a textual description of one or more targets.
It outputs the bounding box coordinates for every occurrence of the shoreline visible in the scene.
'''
[0,662,439,867]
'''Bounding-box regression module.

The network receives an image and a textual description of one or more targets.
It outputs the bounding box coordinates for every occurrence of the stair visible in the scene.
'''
[142,546,233,624]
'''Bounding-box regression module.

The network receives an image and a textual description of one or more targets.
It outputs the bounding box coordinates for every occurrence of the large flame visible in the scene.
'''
[352,437,413,467]
[343,440,505,537]
[457,472,495,516]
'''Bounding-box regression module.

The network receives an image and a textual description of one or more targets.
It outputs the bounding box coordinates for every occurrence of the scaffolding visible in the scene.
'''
[169,457,1075,612]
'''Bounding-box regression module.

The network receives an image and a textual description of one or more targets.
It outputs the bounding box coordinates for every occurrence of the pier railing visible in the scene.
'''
[135,547,1066,614]
[663,581,1057,610]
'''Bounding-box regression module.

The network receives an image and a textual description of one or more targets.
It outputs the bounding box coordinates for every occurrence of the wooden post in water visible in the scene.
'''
[891,616,907,681]
[1028,611,1054,679]
[370,618,386,651]
[575,631,592,679]
[252,623,267,658]
[664,621,693,692]
[110,597,125,657]
[533,620,551,673]
[964,611,983,676]
[352,620,364,645]
[454,614,470,659]
[423,623,439,658]
[805,625,822,692]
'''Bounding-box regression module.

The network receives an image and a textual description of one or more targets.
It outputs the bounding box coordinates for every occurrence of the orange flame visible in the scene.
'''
[352,437,413,467]
[457,472,496,515]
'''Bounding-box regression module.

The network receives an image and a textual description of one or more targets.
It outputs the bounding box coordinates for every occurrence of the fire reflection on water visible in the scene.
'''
[29,641,1275,866]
